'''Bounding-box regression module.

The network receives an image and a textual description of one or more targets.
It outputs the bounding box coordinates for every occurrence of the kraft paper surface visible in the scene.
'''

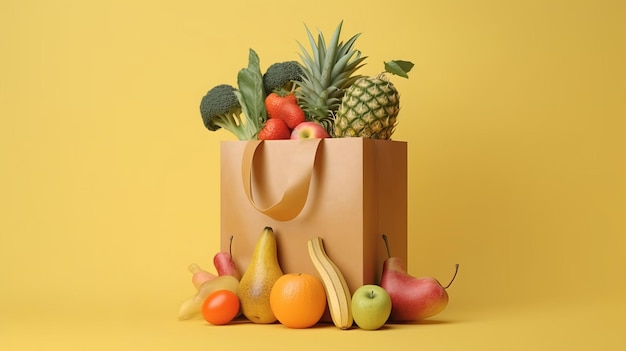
[220,138,408,292]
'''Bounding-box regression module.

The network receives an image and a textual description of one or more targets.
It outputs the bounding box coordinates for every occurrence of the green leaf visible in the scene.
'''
[320,21,343,86]
[384,60,415,78]
[236,48,267,139]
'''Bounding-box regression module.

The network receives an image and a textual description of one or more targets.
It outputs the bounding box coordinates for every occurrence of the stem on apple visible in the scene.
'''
[229,235,234,257]
[370,290,376,299]
[381,234,391,258]
[443,264,460,289]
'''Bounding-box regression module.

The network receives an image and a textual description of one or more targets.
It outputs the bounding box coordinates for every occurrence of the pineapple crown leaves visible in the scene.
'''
[295,21,368,126]
[297,21,367,90]
[383,60,415,78]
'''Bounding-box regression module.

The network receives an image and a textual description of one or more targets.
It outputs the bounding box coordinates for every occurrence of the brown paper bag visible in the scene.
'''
[220,138,407,293]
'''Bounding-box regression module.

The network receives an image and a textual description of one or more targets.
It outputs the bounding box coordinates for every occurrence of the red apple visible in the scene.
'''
[380,234,459,321]
[290,121,330,139]
[213,235,241,280]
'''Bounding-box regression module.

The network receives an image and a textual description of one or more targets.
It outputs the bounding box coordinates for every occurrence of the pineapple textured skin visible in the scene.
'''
[334,75,400,140]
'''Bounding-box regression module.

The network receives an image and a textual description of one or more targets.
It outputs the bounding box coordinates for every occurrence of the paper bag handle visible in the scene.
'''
[241,139,322,221]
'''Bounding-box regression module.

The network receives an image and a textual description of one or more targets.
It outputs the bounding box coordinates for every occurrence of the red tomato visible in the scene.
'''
[201,290,240,325]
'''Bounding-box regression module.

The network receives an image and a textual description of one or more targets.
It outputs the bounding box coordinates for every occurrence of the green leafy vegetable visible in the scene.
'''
[234,49,267,139]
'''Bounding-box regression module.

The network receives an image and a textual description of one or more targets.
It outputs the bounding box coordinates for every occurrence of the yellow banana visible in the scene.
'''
[307,237,353,329]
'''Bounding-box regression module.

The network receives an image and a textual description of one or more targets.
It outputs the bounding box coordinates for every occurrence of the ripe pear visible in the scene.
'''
[214,235,241,279]
[380,234,459,321]
[237,226,284,323]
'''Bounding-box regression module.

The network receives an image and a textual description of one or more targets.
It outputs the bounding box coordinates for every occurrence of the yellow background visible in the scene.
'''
[1,0,625,349]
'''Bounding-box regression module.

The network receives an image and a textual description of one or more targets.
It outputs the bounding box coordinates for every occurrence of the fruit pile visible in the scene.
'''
[187,21,457,330]
[199,21,414,141]
[179,227,459,330]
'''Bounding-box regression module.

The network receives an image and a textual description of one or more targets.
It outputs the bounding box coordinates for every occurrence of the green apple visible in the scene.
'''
[351,284,392,330]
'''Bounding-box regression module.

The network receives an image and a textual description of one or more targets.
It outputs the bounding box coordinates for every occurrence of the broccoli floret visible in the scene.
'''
[200,84,253,140]
[262,61,304,95]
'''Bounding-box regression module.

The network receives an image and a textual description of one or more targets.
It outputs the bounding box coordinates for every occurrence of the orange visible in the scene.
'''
[269,273,327,328]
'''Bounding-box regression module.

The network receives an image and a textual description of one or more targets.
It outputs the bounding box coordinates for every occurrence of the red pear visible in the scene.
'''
[380,234,459,322]
[213,235,241,280]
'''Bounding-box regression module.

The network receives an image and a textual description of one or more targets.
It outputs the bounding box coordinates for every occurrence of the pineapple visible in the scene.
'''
[296,21,367,136]
[334,60,414,139]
